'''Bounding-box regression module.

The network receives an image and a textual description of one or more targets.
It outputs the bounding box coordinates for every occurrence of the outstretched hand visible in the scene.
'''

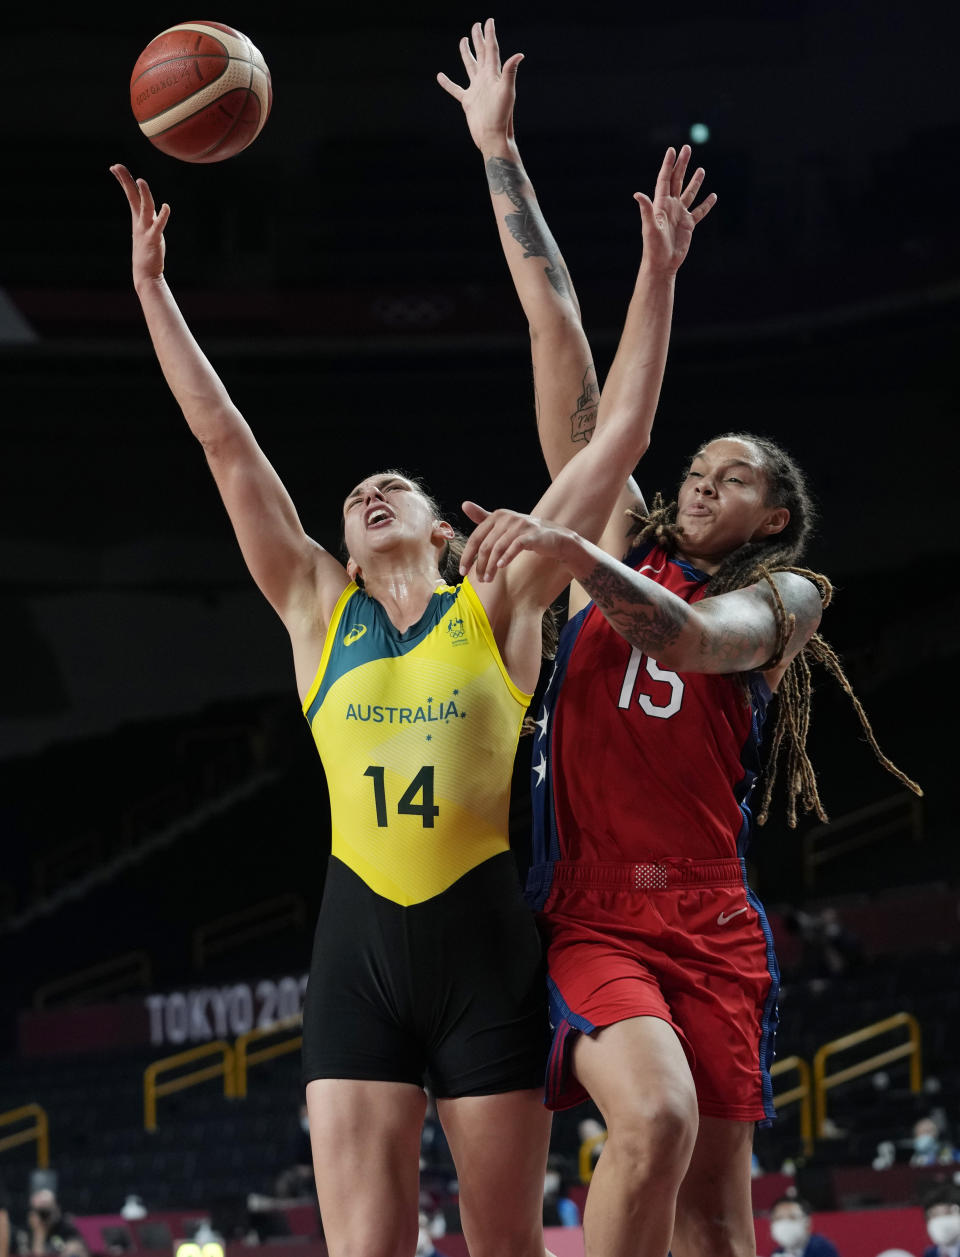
[635,145,717,274]
[437,17,523,151]
[109,163,170,287]
[459,500,575,581]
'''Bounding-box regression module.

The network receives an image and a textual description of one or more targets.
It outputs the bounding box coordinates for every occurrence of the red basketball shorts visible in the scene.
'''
[539,857,779,1123]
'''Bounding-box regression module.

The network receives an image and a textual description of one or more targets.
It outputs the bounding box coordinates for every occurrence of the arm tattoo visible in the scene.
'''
[485,156,572,299]
[571,365,598,445]
[696,578,815,673]
[697,622,768,671]
[580,562,688,656]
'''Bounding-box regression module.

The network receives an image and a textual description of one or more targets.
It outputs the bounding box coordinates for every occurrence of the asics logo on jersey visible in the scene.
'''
[716,907,748,926]
[344,624,368,645]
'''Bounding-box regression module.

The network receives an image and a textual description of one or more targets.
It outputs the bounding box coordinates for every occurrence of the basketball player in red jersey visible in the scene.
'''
[441,17,918,1257]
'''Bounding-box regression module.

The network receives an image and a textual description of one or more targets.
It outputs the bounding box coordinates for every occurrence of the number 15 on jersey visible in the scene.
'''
[618,649,684,719]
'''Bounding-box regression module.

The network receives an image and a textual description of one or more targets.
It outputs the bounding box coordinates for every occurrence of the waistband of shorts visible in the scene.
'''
[548,858,745,890]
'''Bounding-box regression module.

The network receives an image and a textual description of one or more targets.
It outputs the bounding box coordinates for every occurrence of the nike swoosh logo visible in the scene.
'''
[716,907,749,926]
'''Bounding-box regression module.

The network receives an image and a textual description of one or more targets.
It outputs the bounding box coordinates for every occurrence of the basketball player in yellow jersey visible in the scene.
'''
[110,23,714,1257]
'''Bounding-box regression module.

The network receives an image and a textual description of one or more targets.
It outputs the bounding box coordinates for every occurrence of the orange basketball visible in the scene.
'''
[130,20,272,163]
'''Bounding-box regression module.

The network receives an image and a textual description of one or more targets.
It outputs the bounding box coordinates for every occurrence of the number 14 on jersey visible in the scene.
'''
[364,765,439,828]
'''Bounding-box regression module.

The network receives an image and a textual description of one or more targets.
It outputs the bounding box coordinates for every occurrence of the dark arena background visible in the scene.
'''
[1,3,959,1255]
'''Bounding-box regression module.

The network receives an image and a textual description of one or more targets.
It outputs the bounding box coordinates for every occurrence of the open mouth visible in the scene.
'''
[366,507,394,528]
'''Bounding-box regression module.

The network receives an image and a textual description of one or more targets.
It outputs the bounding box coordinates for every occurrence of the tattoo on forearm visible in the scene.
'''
[581,563,687,656]
[571,365,599,445]
[485,156,571,299]
[698,623,767,671]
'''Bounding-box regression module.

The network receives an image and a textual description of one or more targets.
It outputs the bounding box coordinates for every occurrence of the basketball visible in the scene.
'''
[130,20,272,163]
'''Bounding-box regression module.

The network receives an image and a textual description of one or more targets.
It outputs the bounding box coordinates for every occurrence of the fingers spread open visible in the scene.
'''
[436,71,465,100]
[458,33,478,79]
[680,166,704,207]
[690,191,717,224]
[482,16,501,69]
[136,177,158,223]
[670,144,692,198]
[471,20,487,63]
[110,164,141,215]
[501,51,524,80]
[654,147,676,198]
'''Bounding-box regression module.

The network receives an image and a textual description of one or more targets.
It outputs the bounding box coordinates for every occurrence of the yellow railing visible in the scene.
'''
[0,1104,49,1167]
[802,793,923,889]
[193,894,306,970]
[235,1017,303,1099]
[813,1011,921,1137]
[770,1054,813,1155]
[144,1041,235,1132]
[34,950,152,1011]
[578,1130,608,1184]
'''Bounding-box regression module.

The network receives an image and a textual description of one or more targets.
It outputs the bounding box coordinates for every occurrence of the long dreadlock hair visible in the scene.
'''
[341,469,559,662]
[627,433,922,827]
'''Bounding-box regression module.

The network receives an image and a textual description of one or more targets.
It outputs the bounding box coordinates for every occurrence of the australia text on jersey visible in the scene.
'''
[344,695,467,724]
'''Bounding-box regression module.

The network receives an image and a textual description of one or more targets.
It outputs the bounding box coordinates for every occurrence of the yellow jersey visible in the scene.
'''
[302,577,531,906]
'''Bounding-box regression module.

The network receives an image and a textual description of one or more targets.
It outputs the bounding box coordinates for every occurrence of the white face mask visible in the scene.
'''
[927,1214,960,1247]
[771,1218,808,1251]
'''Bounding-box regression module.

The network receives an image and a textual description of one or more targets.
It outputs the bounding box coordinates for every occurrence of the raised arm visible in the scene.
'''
[109,165,349,678]
[459,143,713,617]
[462,517,822,680]
[459,250,687,652]
[438,19,597,476]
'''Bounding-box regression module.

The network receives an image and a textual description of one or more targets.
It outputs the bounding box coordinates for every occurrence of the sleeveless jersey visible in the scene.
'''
[526,541,771,909]
[303,577,531,907]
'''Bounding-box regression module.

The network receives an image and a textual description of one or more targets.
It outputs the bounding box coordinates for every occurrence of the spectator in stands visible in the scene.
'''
[542,1159,581,1228]
[416,1210,450,1257]
[17,1188,87,1257]
[910,1117,960,1168]
[785,906,864,979]
[769,1195,840,1257]
[922,1185,960,1256]
[1,1171,10,1257]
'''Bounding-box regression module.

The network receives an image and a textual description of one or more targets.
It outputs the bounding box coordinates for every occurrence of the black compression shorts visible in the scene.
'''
[301,852,550,1097]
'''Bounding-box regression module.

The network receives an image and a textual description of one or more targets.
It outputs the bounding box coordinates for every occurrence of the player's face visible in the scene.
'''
[675,438,788,566]
[342,473,439,564]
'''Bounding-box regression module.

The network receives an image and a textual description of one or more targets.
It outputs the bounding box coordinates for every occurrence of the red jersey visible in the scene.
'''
[526,541,772,908]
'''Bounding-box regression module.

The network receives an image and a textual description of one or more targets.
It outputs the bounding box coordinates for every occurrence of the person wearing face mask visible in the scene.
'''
[910,1118,960,1168]
[17,1190,86,1257]
[922,1187,960,1257]
[768,1196,839,1257]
